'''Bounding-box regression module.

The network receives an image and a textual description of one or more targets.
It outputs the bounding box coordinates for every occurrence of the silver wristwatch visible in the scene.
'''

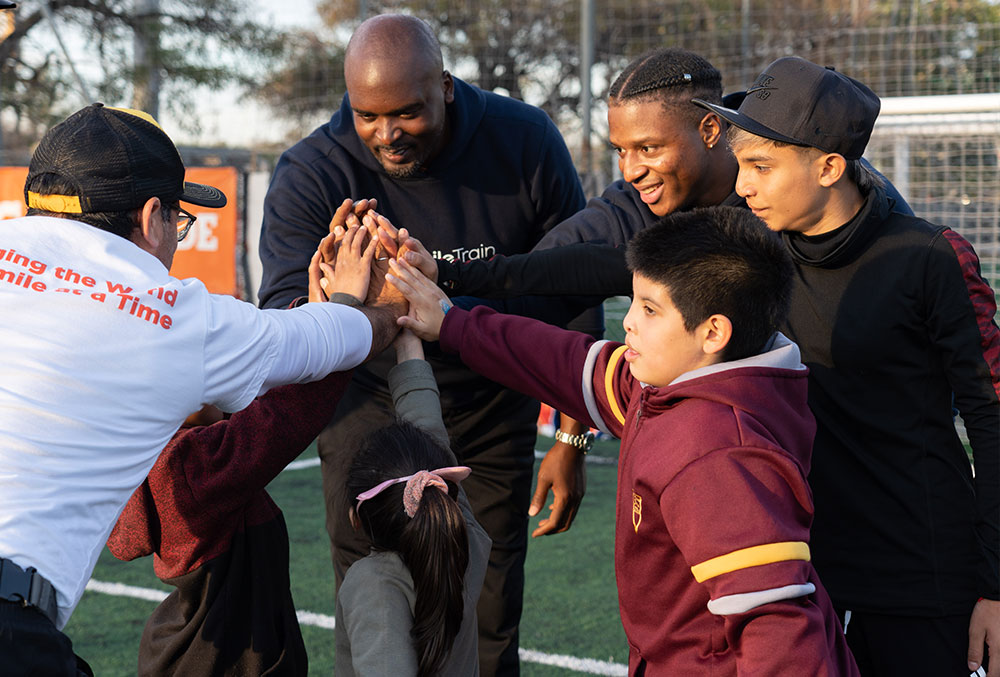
[555,429,595,453]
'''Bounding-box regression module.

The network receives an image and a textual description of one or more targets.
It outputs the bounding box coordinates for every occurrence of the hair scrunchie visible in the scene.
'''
[402,470,449,517]
[355,466,472,518]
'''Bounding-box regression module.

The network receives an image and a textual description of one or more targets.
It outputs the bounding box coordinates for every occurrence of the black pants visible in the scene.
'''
[319,376,537,677]
[839,607,983,676]
[0,601,92,676]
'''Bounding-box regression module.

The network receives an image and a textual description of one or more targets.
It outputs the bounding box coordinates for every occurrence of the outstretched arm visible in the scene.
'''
[388,330,450,454]
[376,214,630,300]
[385,227,612,537]
[439,243,630,300]
[386,330,488,561]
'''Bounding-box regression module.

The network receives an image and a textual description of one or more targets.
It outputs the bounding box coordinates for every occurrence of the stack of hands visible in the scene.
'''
[309,197,588,538]
[308,197,453,343]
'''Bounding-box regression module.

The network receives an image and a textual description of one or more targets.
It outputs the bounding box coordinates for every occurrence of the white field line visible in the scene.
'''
[518,649,628,676]
[84,579,627,675]
[284,449,617,473]
[284,456,322,471]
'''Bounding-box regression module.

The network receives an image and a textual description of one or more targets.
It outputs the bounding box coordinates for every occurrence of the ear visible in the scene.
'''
[700,314,733,356]
[817,153,848,188]
[699,111,723,150]
[442,70,455,104]
[133,196,164,252]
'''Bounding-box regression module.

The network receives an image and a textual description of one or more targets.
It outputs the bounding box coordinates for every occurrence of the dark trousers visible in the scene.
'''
[319,377,537,677]
[838,607,981,676]
[0,601,92,676]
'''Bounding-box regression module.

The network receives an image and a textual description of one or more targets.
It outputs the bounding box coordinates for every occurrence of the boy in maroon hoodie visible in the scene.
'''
[107,226,391,675]
[387,206,859,676]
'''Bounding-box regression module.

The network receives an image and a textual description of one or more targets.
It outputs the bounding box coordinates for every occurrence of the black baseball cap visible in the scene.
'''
[0,1,17,8]
[693,56,880,160]
[25,103,226,215]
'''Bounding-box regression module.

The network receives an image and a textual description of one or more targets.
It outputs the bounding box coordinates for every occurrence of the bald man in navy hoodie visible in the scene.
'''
[257,14,586,675]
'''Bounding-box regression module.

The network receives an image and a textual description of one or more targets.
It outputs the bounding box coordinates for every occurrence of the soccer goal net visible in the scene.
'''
[867,93,1000,290]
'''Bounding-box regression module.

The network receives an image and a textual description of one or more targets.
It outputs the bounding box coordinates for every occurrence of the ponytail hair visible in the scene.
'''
[401,481,469,676]
[345,419,470,677]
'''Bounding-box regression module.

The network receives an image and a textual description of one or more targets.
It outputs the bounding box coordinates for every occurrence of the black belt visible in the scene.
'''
[0,557,58,626]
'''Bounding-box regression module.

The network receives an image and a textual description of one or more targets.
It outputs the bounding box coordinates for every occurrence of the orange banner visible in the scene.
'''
[170,167,240,296]
[0,166,241,297]
[0,167,27,220]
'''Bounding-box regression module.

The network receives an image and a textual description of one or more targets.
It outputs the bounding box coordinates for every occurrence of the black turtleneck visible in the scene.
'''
[781,184,1000,615]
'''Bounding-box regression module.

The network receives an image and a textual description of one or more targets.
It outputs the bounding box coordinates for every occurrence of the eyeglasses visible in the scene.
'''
[176,206,197,242]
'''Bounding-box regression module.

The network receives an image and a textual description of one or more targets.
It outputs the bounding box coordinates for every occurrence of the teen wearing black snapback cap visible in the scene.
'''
[696,57,1000,677]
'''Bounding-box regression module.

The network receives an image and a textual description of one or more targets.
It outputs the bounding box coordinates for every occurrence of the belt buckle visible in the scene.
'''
[0,558,33,605]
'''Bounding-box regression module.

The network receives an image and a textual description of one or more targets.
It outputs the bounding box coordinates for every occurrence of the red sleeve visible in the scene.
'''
[941,228,1000,398]
[109,371,354,563]
[179,370,354,511]
[440,306,608,431]
[587,340,635,440]
[935,228,1000,598]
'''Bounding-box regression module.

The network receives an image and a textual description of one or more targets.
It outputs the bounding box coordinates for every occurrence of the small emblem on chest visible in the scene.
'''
[632,491,642,533]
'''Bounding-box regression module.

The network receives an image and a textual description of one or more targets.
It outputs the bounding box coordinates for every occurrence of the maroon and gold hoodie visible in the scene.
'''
[440,306,859,676]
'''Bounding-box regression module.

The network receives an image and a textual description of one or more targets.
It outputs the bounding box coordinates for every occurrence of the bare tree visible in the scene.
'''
[0,0,287,151]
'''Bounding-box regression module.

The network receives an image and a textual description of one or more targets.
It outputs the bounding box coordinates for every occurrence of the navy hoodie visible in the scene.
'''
[257,77,587,403]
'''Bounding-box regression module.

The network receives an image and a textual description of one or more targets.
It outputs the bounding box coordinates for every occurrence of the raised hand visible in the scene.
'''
[386,257,451,342]
[329,225,378,302]
[396,228,438,283]
[367,212,401,260]
[359,213,438,285]
[321,197,379,263]
[307,249,335,303]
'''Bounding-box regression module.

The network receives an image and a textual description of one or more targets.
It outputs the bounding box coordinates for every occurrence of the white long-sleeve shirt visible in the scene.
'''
[0,216,372,627]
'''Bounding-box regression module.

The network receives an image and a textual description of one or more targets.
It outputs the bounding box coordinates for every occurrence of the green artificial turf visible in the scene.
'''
[65,438,626,675]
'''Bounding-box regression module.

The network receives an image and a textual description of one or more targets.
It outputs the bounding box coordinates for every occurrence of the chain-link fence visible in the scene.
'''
[327,2,1000,234]
[12,1,1000,283]
[349,0,998,286]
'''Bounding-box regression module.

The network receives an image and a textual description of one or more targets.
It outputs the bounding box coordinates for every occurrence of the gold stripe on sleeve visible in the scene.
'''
[691,541,811,583]
[604,345,628,425]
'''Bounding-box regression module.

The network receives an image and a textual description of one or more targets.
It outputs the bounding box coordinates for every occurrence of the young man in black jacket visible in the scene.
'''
[695,56,1000,677]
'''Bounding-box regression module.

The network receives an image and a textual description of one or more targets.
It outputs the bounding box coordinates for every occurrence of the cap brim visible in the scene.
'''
[720,91,747,109]
[180,181,227,209]
[0,1,18,8]
[692,98,809,148]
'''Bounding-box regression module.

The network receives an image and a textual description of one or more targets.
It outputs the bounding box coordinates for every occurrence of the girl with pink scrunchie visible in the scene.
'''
[334,329,492,677]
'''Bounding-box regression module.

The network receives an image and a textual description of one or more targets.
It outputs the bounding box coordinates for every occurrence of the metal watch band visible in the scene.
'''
[555,429,594,452]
